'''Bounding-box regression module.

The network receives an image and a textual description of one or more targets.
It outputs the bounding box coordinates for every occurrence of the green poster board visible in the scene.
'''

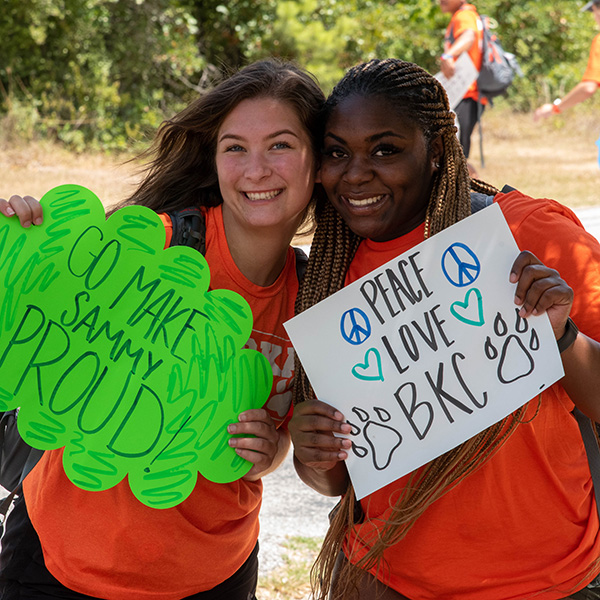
[0,185,272,508]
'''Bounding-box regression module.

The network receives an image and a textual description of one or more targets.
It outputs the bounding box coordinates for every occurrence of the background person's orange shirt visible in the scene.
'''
[583,33,600,85]
[445,3,486,103]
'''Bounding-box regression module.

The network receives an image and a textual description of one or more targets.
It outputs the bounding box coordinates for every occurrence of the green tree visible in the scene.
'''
[1,0,203,149]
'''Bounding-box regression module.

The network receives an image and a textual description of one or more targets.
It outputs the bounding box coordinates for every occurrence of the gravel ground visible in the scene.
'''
[258,450,338,576]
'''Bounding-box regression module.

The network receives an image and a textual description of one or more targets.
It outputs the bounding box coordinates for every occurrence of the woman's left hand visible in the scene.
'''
[510,250,574,339]
[227,408,282,480]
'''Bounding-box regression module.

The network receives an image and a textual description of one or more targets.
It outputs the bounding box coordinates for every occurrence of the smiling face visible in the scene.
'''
[320,94,442,242]
[215,97,317,236]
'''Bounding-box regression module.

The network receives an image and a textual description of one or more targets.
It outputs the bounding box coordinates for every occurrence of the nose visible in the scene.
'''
[342,155,373,185]
[244,153,271,181]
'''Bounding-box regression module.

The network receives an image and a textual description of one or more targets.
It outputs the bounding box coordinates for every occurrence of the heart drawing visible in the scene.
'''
[450,287,485,327]
[352,348,384,382]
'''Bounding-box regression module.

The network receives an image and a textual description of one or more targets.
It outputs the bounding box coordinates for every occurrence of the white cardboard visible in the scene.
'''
[435,52,478,109]
[285,205,564,500]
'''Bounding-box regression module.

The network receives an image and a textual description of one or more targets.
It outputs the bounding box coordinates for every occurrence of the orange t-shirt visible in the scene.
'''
[23,204,299,599]
[582,33,600,85]
[344,191,600,599]
[445,3,485,103]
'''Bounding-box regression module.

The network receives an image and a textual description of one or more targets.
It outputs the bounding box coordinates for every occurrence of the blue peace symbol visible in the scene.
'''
[441,242,481,287]
[340,308,372,345]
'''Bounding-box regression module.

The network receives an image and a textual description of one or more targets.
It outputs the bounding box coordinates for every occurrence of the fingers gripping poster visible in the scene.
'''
[285,204,564,500]
[0,185,272,508]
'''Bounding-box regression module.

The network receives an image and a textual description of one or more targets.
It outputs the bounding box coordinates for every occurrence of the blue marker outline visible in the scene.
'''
[441,242,481,288]
[340,307,371,346]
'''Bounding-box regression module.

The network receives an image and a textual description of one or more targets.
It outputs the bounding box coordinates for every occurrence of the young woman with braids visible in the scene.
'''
[0,59,324,600]
[289,58,600,600]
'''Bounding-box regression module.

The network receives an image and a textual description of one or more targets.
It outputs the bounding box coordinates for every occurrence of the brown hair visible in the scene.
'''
[293,58,524,599]
[111,58,326,227]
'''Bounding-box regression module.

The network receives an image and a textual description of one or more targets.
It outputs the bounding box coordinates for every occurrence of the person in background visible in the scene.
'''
[439,0,486,172]
[0,58,325,600]
[290,57,600,600]
[534,0,600,121]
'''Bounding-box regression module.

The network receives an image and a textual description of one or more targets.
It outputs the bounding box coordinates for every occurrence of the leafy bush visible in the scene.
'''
[1,0,598,150]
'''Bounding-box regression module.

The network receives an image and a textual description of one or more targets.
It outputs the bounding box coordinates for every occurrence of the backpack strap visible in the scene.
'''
[293,246,308,282]
[470,191,495,213]
[166,207,206,254]
[572,407,600,523]
[470,184,516,214]
[0,445,44,537]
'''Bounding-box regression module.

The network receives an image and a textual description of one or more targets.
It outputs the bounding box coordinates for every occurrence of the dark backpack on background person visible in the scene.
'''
[0,206,308,535]
[477,15,522,101]
[474,16,522,167]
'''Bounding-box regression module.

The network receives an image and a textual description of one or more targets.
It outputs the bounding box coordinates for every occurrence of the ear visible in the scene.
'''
[430,135,444,173]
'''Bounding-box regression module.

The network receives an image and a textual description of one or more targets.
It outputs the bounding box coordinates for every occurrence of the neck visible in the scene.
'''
[221,208,299,287]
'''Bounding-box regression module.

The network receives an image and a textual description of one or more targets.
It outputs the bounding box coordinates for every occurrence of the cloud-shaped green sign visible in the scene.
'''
[0,185,272,508]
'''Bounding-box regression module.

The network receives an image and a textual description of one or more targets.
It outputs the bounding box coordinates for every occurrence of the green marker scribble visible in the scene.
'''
[0,184,272,509]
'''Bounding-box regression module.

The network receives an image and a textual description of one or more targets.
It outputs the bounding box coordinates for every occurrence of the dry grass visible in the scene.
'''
[0,139,139,210]
[258,536,321,600]
[468,107,600,207]
[1,107,599,212]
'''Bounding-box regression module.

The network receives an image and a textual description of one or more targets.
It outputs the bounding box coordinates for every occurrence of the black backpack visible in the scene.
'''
[477,15,522,101]
[0,206,308,532]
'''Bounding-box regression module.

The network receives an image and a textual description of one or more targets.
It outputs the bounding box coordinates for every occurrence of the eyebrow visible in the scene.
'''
[324,131,407,143]
[218,129,301,144]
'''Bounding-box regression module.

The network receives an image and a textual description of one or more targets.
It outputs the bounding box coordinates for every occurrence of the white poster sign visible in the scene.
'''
[435,52,478,109]
[285,205,564,500]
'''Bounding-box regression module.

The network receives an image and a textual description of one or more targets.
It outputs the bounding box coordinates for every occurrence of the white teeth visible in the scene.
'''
[246,190,281,201]
[345,195,383,207]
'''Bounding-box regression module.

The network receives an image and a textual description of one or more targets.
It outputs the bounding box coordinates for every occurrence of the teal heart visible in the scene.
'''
[352,348,384,382]
[450,287,484,326]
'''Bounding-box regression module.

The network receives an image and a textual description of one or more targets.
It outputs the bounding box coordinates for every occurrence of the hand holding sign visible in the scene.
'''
[0,185,272,508]
[285,205,564,500]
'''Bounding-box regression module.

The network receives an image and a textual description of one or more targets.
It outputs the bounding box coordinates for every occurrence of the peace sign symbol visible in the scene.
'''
[340,308,372,345]
[441,242,481,288]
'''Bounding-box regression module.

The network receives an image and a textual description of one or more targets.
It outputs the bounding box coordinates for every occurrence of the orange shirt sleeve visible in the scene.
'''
[582,33,600,85]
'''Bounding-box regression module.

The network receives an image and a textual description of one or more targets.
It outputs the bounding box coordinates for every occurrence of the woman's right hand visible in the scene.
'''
[289,399,353,471]
[0,195,43,228]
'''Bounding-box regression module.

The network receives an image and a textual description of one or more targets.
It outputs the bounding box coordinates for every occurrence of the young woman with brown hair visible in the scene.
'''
[0,58,325,600]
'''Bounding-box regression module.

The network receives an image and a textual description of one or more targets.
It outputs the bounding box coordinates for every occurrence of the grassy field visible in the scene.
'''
[1,107,599,210]
[0,107,598,600]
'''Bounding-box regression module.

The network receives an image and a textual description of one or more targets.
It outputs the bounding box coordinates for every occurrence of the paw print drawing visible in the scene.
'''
[347,406,402,471]
[484,309,540,384]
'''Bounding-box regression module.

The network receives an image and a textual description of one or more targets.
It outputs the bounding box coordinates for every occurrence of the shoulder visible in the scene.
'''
[453,4,479,29]
[495,190,585,234]
[496,190,600,339]
[494,189,593,261]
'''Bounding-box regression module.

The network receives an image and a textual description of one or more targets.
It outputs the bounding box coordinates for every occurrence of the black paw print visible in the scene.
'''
[347,406,402,471]
[484,309,540,384]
